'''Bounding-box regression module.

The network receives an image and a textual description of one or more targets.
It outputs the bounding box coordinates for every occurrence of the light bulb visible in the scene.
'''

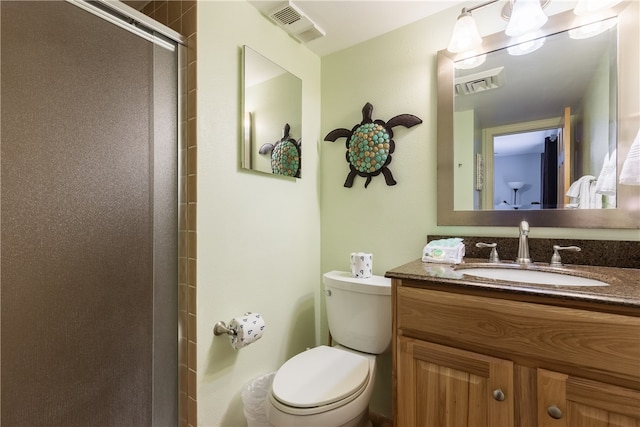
[448,11,483,53]
[574,0,623,15]
[506,0,548,37]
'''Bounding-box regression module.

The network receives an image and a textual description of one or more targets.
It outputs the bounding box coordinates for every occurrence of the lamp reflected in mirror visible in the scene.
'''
[508,181,525,209]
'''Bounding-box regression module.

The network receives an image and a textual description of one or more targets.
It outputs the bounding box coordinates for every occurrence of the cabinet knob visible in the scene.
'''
[492,389,505,401]
[547,405,563,419]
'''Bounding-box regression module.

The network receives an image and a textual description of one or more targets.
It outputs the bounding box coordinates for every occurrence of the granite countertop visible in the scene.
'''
[386,258,640,311]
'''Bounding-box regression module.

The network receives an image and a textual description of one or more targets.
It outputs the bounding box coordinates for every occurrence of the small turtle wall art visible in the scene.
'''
[324,102,422,188]
[259,123,301,178]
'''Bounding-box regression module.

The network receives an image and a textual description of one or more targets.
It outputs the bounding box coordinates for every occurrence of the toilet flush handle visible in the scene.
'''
[325,289,332,296]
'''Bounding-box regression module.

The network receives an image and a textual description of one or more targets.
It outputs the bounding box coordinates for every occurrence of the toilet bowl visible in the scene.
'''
[266,271,391,427]
[266,345,376,427]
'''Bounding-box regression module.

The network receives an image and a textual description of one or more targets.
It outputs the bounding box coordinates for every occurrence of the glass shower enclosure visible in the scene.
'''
[1,1,183,425]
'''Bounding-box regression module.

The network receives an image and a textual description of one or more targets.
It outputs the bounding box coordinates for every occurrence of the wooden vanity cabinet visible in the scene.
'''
[397,336,515,427]
[392,280,640,427]
[536,369,640,427]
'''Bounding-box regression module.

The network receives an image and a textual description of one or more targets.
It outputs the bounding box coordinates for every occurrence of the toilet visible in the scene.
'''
[266,271,391,427]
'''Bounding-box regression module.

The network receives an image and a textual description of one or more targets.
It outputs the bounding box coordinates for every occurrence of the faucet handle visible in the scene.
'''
[550,245,581,267]
[476,242,500,263]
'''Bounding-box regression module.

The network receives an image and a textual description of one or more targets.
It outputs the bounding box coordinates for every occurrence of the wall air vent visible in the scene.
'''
[455,67,505,96]
[268,1,325,43]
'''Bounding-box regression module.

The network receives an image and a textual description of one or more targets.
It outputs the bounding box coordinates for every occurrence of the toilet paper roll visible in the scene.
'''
[229,313,265,350]
[350,252,373,278]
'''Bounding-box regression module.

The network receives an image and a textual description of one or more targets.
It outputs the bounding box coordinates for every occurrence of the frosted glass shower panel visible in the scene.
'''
[1,2,179,425]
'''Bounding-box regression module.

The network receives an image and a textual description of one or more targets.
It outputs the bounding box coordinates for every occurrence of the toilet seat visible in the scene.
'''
[270,346,371,416]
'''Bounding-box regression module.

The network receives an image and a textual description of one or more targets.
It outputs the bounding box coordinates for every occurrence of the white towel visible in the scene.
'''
[422,238,465,264]
[619,129,640,186]
[566,175,600,209]
[595,149,617,195]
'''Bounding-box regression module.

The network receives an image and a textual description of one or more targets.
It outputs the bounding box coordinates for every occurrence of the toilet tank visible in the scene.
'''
[323,271,391,354]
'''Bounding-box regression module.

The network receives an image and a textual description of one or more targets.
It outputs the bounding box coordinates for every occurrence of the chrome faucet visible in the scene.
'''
[516,220,532,264]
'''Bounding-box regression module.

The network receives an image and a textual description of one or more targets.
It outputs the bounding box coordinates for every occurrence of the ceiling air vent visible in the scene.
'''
[455,67,506,96]
[268,1,325,43]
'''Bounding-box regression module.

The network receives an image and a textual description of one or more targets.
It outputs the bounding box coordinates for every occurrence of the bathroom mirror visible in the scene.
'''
[455,20,617,212]
[437,2,640,228]
[241,45,302,178]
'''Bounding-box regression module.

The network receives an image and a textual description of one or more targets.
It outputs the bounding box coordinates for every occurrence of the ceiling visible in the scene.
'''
[494,129,559,157]
[123,1,465,56]
[247,1,466,56]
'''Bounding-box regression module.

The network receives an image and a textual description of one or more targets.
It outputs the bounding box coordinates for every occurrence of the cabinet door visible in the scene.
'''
[537,369,640,427]
[397,337,514,427]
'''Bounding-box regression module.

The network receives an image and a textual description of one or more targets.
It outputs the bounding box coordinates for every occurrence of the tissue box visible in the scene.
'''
[422,238,465,264]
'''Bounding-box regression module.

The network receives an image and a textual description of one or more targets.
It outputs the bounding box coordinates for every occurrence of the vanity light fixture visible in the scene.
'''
[505,0,548,37]
[448,0,550,53]
[447,8,484,53]
[574,0,623,15]
[448,0,624,54]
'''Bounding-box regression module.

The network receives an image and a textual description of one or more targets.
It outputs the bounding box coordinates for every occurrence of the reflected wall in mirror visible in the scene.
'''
[241,45,302,178]
[437,2,640,228]
[453,19,617,212]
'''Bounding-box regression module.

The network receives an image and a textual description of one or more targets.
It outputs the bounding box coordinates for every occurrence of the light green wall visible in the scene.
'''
[321,8,455,418]
[197,2,321,426]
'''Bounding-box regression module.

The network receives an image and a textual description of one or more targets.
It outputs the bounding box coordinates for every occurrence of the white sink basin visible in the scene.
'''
[460,267,609,287]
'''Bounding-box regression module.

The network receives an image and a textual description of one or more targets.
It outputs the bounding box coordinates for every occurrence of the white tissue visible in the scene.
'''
[422,238,465,264]
[350,252,373,278]
[229,313,265,350]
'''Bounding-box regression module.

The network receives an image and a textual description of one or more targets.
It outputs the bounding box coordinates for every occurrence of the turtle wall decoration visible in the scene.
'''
[259,123,301,178]
[324,102,422,188]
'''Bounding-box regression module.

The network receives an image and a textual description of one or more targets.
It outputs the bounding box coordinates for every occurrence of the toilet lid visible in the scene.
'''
[271,346,370,408]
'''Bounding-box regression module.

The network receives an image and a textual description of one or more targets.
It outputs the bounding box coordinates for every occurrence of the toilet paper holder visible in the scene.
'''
[213,321,236,336]
[213,312,252,336]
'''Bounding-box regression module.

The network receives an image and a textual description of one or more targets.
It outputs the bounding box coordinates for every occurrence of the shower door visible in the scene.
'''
[1,1,181,426]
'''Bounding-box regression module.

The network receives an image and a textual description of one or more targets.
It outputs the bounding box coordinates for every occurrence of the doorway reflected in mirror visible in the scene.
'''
[453,17,617,211]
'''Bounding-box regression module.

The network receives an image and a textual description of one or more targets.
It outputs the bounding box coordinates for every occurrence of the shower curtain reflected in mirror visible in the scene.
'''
[1,2,181,425]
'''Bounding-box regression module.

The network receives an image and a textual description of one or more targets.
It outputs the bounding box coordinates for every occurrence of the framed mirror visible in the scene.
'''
[241,45,302,178]
[437,2,639,228]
